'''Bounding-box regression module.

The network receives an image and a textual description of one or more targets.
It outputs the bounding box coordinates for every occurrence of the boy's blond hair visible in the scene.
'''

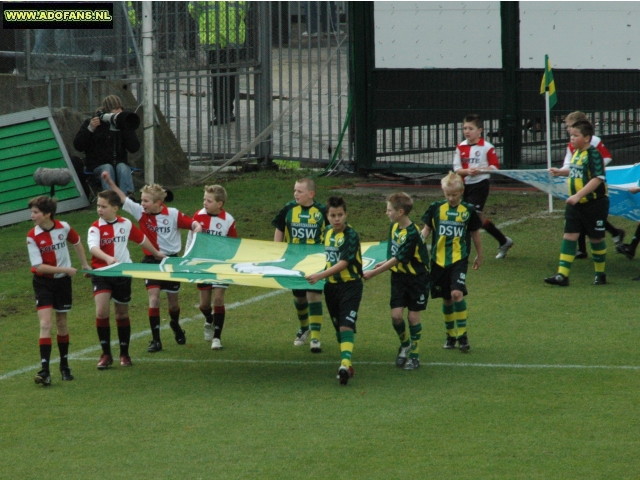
[564,111,588,126]
[386,192,413,215]
[296,177,316,192]
[441,172,464,191]
[140,184,167,203]
[204,185,227,203]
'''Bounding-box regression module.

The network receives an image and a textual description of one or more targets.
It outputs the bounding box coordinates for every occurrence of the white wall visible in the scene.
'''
[374,1,640,69]
[374,2,502,69]
[520,2,639,69]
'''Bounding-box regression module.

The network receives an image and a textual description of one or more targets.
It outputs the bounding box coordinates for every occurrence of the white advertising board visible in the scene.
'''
[374,1,639,70]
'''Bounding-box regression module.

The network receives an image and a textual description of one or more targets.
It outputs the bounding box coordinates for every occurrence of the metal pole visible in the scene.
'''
[545,90,553,213]
[122,2,143,71]
[256,1,272,164]
[142,2,154,184]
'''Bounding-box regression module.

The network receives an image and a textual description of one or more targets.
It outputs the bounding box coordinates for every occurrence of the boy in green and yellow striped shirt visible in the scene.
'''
[421,172,482,352]
[306,196,363,386]
[364,193,429,370]
[273,178,328,353]
[546,120,609,286]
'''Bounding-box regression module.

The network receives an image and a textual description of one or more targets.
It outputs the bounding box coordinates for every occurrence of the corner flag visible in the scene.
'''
[540,54,557,109]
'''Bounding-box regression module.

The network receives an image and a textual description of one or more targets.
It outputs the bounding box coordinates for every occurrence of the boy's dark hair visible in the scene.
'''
[98,190,123,208]
[327,196,346,212]
[28,196,57,218]
[387,192,413,215]
[571,120,594,138]
[463,113,483,129]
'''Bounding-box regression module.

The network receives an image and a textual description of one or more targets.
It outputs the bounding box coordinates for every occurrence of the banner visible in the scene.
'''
[87,234,390,290]
[496,165,640,221]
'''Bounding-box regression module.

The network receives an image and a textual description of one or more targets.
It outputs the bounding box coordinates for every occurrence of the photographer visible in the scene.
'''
[74,95,140,200]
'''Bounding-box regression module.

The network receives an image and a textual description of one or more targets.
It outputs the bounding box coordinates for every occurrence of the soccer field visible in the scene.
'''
[2,172,639,479]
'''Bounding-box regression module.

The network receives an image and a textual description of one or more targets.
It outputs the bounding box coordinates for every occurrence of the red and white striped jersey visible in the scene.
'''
[563,135,612,168]
[453,138,500,185]
[123,198,194,256]
[186,208,237,251]
[87,216,146,269]
[27,220,81,278]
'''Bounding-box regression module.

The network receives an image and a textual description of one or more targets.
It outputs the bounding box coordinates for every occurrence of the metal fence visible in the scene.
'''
[9,1,351,170]
[369,69,640,172]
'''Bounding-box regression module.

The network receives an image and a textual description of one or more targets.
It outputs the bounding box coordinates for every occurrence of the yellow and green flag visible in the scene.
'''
[86,234,390,290]
[540,54,557,109]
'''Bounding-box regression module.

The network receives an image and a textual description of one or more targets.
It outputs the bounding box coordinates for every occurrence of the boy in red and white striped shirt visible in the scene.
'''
[88,190,165,370]
[186,185,237,349]
[453,114,513,259]
[102,171,201,353]
[27,196,90,386]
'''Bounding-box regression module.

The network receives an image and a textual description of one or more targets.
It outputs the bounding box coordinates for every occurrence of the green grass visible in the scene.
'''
[2,170,640,479]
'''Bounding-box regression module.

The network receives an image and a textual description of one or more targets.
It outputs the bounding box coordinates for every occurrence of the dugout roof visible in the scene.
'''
[0,107,88,227]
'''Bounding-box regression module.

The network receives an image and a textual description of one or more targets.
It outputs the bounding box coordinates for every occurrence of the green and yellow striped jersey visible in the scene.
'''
[272,200,328,244]
[323,224,363,283]
[421,200,482,267]
[568,146,608,203]
[387,222,429,275]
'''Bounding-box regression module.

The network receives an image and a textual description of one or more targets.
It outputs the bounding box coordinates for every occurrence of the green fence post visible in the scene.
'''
[349,1,375,173]
[501,2,521,169]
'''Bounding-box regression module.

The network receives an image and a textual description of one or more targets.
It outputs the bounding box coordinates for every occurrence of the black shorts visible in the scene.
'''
[324,280,363,333]
[292,289,323,298]
[91,275,132,304]
[430,259,469,300]
[463,180,490,213]
[390,271,429,311]
[142,255,181,293]
[564,197,609,239]
[197,283,228,291]
[33,275,72,312]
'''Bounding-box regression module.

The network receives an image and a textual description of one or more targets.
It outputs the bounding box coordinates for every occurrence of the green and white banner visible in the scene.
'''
[87,233,389,290]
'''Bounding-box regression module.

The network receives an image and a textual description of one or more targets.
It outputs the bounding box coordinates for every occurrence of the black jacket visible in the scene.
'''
[73,118,140,171]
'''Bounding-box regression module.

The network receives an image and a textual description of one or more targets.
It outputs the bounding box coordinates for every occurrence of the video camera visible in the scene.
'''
[94,110,140,131]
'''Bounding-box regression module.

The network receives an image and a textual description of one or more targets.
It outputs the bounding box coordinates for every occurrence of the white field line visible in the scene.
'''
[68,357,640,371]
[496,209,563,229]
[0,289,286,381]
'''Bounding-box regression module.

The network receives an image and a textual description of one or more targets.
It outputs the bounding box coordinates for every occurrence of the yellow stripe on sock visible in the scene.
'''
[340,342,354,368]
[310,315,322,341]
[340,342,354,353]
[453,311,466,322]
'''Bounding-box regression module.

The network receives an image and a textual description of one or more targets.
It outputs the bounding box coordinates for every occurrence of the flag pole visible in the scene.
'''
[545,89,553,213]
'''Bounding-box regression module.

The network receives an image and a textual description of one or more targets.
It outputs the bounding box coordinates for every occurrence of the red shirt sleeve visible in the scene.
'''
[595,141,612,162]
[67,227,81,245]
[228,222,238,238]
[129,224,146,245]
[177,211,195,230]
[487,146,500,169]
